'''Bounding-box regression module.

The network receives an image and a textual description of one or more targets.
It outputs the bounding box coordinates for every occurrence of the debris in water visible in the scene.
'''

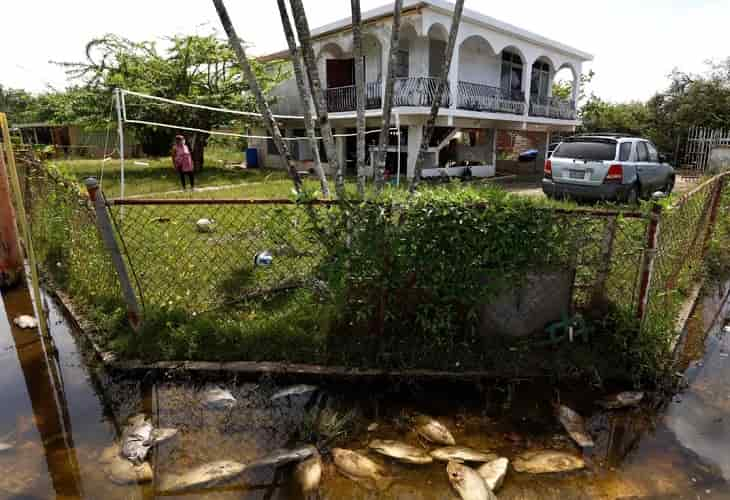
[247,445,318,469]
[294,452,322,496]
[202,387,236,410]
[332,448,392,490]
[558,405,594,448]
[369,439,433,464]
[150,428,178,445]
[121,419,154,464]
[0,442,14,452]
[254,251,274,267]
[414,415,456,445]
[367,422,379,432]
[447,461,497,500]
[158,460,247,493]
[512,450,586,474]
[270,384,318,402]
[477,458,509,492]
[196,218,215,233]
[13,315,38,329]
[104,455,153,485]
[598,391,645,409]
[430,446,497,463]
[723,325,730,334]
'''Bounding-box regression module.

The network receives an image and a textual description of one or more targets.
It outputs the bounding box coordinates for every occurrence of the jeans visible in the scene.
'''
[179,171,195,189]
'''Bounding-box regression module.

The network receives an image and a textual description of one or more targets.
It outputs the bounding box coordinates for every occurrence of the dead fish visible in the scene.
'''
[270,384,318,402]
[430,446,497,463]
[447,461,497,500]
[13,315,38,329]
[202,386,236,410]
[332,448,392,490]
[158,460,247,493]
[104,455,153,485]
[150,428,178,445]
[558,405,594,448]
[477,458,509,492]
[597,391,645,410]
[512,450,585,474]
[247,445,317,469]
[0,442,14,453]
[414,415,456,445]
[99,444,121,464]
[368,439,433,465]
[121,420,153,464]
[294,452,322,496]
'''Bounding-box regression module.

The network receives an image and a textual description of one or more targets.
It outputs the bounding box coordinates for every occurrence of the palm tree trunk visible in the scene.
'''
[276,0,331,198]
[212,0,303,193]
[352,0,366,197]
[289,0,345,198]
[374,0,404,194]
[409,0,464,193]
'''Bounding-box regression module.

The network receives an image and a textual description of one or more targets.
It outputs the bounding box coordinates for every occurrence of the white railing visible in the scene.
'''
[457,81,525,115]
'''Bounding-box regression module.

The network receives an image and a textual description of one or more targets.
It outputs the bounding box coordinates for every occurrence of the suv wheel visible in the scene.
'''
[664,177,675,195]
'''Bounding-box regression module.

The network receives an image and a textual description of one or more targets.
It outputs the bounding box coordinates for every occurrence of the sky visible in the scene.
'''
[2,0,728,103]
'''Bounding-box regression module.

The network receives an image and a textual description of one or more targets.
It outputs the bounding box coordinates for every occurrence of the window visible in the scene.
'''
[619,142,632,162]
[531,61,550,101]
[646,142,659,162]
[636,142,649,162]
[553,140,617,161]
[395,47,409,78]
[429,39,447,78]
[501,51,523,99]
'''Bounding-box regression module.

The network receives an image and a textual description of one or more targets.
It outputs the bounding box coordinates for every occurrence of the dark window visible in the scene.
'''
[429,39,447,78]
[501,51,523,96]
[636,142,649,162]
[395,47,409,78]
[553,140,617,161]
[619,142,632,161]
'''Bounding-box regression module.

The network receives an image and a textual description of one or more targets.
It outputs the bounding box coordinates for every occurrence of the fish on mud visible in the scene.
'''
[430,446,497,463]
[558,405,594,448]
[247,445,318,469]
[368,439,433,465]
[512,450,585,474]
[332,448,392,490]
[150,428,178,445]
[414,415,456,445]
[13,315,38,329]
[477,458,509,492]
[295,452,322,496]
[202,387,236,410]
[121,420,154,464]
[158,460,247,493]
[597,391,645,410]
[0,442,13,453]
[270,385,319,402]
[447,461,497,500]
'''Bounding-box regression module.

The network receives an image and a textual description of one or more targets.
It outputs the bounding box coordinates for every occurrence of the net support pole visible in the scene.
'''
[115,89,126,217]
[396,112,401,187]
[85,177,141,331]
[637,203,662,322]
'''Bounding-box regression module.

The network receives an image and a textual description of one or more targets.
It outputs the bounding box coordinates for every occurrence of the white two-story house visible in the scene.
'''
[254,0,593,180]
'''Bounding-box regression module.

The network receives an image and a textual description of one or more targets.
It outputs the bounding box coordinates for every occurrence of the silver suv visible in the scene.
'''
[543,135,675,203]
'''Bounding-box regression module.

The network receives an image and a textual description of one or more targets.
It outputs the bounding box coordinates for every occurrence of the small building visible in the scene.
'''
[254,0,592,179]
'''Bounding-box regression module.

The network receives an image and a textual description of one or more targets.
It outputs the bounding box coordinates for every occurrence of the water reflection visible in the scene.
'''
[0,281,729,499]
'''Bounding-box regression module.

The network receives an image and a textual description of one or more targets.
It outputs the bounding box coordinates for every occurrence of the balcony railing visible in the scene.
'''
[529,96,577,120]
[325,81,383,113]
[393,77,451,108]
[456,82,525,115]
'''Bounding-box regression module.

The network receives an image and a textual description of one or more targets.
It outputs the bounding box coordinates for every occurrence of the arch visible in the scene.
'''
[498,45,527,66]
[556,62,579,83]
[427,22,449,42]
[362,33,383,83]
[458,35,499,86]
[316,41,347,61]
[532,55,557,74]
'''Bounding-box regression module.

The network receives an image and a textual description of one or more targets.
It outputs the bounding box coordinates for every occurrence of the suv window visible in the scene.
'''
[553,140,617,161]
[636,142,649,162]
[646,142,659,162]
[619,142,632,162]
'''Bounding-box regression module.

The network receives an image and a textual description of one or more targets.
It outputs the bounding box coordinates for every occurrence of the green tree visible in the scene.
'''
[57,34,287,169]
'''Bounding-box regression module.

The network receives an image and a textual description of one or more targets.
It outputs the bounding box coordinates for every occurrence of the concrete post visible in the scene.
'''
[0,149,23,288]
[407,125,424,179]
[85,177,142,330]
[522,61,533,119]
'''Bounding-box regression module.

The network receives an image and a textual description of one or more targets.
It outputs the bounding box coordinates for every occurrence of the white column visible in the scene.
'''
[407,124,424,179]
[335,129,346,176]
[522,61,533,119]
[449,43,460,110]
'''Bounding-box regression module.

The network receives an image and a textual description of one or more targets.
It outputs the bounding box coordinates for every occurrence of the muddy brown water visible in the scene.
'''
[0,282,729,499]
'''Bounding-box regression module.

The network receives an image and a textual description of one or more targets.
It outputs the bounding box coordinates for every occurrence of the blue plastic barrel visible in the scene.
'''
[246,147,259,168]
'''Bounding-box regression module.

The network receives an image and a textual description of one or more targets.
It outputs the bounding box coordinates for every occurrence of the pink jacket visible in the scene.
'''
[173,143,194,173]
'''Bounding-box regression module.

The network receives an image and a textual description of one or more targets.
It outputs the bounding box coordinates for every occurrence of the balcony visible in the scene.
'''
[324,77,451,113]
[456,82,525,115]
[529,96,577,120]
[325,81,383,113]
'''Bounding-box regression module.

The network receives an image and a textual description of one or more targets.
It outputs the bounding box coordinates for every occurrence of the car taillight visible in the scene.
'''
[544,160,552,179]
[604,164,623,183]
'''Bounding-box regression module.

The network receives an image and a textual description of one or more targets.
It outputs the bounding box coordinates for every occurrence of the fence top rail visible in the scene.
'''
[672,171,730,209]
[106,197,649,218]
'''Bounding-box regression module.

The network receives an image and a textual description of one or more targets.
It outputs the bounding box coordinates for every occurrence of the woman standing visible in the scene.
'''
[172,135,195,191]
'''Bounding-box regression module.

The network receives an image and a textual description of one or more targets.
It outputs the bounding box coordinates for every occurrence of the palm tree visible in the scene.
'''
[409,0,464,193]
[351,0,366,197]
[276,0,331,197]
[374,0,404,193]
[289,0,346,198]
[212,0,303,193]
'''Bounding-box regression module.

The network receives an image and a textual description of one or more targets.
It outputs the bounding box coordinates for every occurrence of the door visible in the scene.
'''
[326,59,355,88]
[635,141,657,193]
[646,142,669,190]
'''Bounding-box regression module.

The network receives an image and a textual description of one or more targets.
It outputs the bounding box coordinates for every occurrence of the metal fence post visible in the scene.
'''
[589,215,618,312]
[84,177,142,331]
[637,203,663,322]
[701,175,726,258]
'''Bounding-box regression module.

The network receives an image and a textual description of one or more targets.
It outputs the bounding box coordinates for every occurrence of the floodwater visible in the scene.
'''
[0,281,729,499]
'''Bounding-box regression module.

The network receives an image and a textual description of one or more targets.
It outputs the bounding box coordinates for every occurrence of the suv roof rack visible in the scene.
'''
[570,133,634,139]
